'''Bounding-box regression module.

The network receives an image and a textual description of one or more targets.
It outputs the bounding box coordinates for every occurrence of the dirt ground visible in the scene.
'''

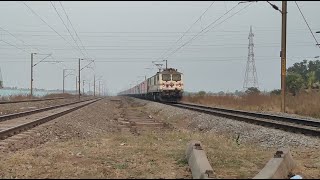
[0,97,319,178]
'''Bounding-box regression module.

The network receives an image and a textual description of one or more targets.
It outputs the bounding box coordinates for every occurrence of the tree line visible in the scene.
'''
[193,59,320,96]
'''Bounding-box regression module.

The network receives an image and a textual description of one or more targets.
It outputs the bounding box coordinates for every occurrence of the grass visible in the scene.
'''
[182,91,320,118]
[0,93,75,102]
[42,93,76,99]
[0,94,36,101]
[0,129,273,179]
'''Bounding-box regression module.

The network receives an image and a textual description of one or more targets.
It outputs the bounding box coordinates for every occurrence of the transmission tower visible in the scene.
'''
[243,26,259,89]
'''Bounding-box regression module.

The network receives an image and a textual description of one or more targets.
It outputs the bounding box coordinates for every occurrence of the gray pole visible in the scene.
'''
[76,76,77,94]
[99,81,101,96]
[31,53,33,96]
[78,58,81,100]
[63,69,65,94]
[82,80,85,95]
[94,75,95,97]
[89,82,90,95]
[165,60,167,69]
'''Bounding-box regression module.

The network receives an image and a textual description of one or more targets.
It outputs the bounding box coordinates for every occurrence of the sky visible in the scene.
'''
[0,1,319,95]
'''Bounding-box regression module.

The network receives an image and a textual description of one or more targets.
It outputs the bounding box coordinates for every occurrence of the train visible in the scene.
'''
[118,68,184,102]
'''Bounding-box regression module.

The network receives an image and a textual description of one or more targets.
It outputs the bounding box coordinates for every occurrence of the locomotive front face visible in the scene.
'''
[160,72,184,91]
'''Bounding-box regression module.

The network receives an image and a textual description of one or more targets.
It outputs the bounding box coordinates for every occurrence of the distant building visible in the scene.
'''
[0,67,3,88]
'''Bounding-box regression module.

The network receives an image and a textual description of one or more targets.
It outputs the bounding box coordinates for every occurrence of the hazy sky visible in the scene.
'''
[0,1,319,95]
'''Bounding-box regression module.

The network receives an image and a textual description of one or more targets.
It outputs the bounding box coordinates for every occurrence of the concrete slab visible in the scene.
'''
[253,148,296,179]
[185,140,214,179]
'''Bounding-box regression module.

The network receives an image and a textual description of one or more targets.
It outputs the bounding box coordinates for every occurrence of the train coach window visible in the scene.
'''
[162,74,171,81]
[172,74,181,81]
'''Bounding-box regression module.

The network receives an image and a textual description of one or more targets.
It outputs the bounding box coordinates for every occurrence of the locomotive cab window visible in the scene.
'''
[172,74,181,81]
[162,74,171,81]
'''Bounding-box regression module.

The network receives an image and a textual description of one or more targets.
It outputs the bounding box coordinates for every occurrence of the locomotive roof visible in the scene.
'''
[157,68,182,74]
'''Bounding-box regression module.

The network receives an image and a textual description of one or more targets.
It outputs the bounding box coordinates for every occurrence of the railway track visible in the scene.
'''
[0,97,67,104]
[0,97,101,140]
[169,102,320,137]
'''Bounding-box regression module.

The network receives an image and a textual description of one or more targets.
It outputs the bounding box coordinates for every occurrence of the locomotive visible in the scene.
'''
[118,68,184,102]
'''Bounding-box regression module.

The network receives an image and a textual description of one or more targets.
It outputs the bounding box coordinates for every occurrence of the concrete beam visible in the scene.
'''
[185,140,214,179]
[253,148,296,179]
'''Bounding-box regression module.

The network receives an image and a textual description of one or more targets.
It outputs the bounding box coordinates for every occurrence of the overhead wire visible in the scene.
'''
[59,1,90,57]
[0,39,29,53]
[0,58,303,63]
[164,2,254,59]
[50,1,86,57]
[163,2,242,60]
[22,1,85,57]
[3,28,313,33]
[294,1,320,48]
[156,1,215,61]
[0,26,40,52]
[59,1,96,70]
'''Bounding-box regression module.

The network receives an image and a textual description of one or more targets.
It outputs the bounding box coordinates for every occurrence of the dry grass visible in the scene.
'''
[42,93,75,99]
[0,130,272,179]
[0,93,75,102]
[0,94,36,101]
[183,91,320,118]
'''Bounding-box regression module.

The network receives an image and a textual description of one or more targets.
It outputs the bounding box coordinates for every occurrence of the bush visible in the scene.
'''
[198,91,206,96]
[245,87,260,95]
[270,89,281,95]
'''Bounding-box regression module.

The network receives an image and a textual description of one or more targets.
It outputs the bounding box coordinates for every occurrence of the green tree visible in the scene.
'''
[270,89,281,95]
[307,71,316,89]
[286,73,304,95]
[198,91,206,96]
[307,60,320,82]
[245,87,260,95]
[218,91,225,96]
[287,60,308,82]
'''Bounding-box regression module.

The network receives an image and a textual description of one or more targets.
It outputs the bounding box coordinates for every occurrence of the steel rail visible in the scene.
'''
[0,97,96,122]
[0,98,101,140]
[169,102,320,137]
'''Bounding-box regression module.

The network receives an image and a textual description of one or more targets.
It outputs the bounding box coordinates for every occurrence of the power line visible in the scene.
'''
[0,58,301,63]
[165,2,253,59]
[22,1,85,57]
[163,3,242,59]
[59,1,90,58]
[4,28,313,33]
[0,43,315,50]
[0,55,310,61]
[0,39,29,53]
[203,3,254,35]
[0,41,314,48]
[50,1,86,57]
[0,30,314,37]
[0,26,40,52]
[156,1,215,61]
[294,1,320,48]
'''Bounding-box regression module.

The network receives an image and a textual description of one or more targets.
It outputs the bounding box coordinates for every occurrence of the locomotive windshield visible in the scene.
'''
[172,74,181,81]
[162,74,171,81]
